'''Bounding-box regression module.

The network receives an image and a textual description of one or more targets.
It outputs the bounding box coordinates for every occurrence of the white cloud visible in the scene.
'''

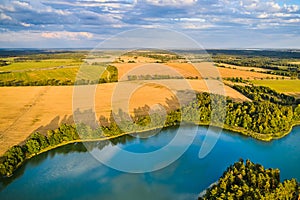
[257,12,269,18]
[283,4,299,12]
[0,31,40,42]
[1,0,300,48]
[0,4,15,12]
[181,22,215,29]
[179,18,206,22]
[0,12,12,20]
[272,12,291,17]
[12,0,71,16]
[265,1,281,12]
[0,30,107,48]
[42,0,136,10]
[257,12,292,18]
[41,31,93,40]
[285,18,300,23]
[12,1,33,9]
[239,0,281,12]
[20,22,31,27]
[240,0,260,9]
[144,0,198,6]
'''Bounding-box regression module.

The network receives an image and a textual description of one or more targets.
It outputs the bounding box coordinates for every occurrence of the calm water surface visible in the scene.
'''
[1,125,300,200]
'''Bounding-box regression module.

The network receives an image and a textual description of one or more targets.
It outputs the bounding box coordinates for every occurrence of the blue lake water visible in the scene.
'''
[0,125,300,200]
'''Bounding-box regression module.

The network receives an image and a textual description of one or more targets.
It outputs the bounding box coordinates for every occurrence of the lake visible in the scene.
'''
[1,125,300,200]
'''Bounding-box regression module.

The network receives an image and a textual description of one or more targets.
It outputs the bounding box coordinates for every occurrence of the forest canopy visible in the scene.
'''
[199,159,300,200]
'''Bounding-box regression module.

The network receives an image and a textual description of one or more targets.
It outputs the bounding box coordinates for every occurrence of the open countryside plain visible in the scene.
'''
[0,79,248,155]
[0,57,289,155]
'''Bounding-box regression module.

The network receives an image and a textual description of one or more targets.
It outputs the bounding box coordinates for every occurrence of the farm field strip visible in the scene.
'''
[252,80,300,93]
[0,67,79,82]
[0,59,82,72]
[114,62,285,80]
[0,60,285,85]
[216,63,272,72]
[252,80,300,97]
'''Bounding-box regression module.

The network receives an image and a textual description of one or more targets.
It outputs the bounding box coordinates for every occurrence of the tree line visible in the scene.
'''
[233,85,299,105]
[213,55,300,79]
[0,124,79,177]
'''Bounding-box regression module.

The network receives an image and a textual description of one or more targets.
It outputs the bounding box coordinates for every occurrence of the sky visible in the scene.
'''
[0,0,299,49]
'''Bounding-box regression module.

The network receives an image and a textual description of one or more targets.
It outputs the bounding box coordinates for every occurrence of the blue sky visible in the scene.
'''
[0,0,299,48]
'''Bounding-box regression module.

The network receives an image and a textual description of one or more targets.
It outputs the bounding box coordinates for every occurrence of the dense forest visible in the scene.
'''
[212,53,300,79]
[181,49,300,59]
[199,159,300,199]
[0,50,88,58]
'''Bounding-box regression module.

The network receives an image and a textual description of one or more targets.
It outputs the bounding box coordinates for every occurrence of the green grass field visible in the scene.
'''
[0,66,109,84]
[0,57,111,85]
[0,59,82,72]
[252,80,300,93]
[0,67,78,81]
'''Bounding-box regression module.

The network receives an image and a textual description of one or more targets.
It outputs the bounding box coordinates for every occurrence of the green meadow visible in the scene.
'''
[0,57,114,86]
[252,80,300,93]
[0,59,82,71]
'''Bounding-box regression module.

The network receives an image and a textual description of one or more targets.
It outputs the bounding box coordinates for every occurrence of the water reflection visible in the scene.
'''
[0,128,173,190]
[0,126,299,200]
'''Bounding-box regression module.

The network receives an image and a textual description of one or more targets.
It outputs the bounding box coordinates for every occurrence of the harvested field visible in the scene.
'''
[0,80,248,155]
[0,86,73,155]
[217,67,283,79]
[114,62,284,80]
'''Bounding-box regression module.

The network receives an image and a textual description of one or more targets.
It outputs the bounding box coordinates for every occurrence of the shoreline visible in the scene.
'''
[3,121,300,178]
[194,121,300,142]
[28,126,165,159]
